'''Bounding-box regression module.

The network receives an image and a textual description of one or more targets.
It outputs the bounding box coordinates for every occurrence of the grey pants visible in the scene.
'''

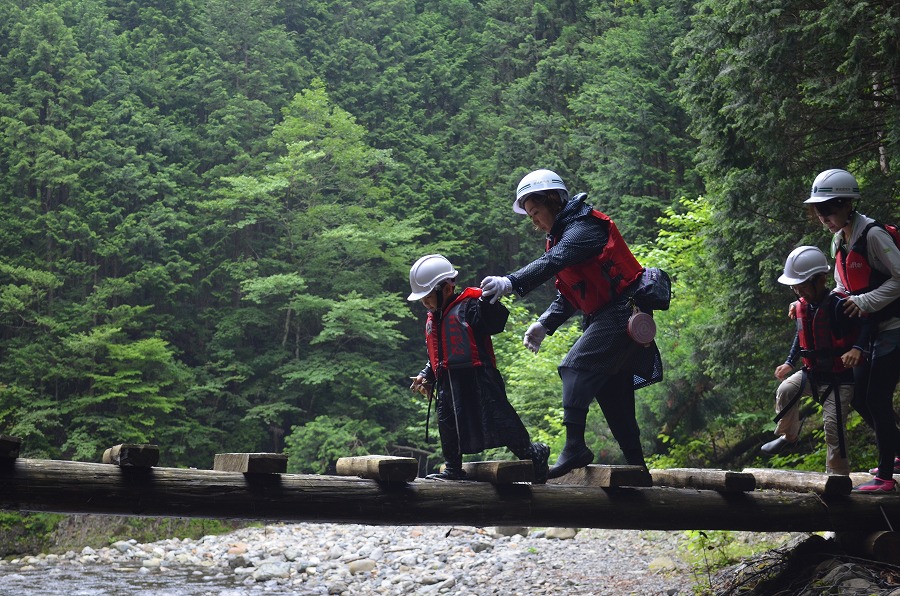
[773,370,854,475]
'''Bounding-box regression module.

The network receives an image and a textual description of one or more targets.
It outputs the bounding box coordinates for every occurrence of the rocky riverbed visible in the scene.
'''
[0,521,815,595]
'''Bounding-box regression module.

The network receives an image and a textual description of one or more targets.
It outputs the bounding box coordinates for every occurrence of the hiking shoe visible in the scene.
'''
[853,477,897,493]
[760,436,798,456]
[547,445,594,479]
[868,457,900,476]
[530,442,550,485]
[426,466,467,481]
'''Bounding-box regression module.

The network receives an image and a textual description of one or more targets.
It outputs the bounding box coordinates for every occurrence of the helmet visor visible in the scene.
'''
[812,200,846,217]
[516,191,547,212]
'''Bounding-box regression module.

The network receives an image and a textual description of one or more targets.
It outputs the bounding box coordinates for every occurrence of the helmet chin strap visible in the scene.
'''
[434,282,448,312]
[843,209,856,230]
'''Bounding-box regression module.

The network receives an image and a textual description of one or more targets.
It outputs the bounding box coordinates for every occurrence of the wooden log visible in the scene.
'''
[650,468,755,493]
[213,453,287,474]
[547,464,652,488]
[460,460,534,484]
[101,444,159,468]
[836,531,900,565]
[4,458,900,531]
[743,468,852,495]
[336,455,418,483]
[0,435,22,459]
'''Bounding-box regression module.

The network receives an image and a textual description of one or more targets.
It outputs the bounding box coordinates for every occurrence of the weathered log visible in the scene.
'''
[461,460,534,484]
[849,472,891,487]
[547,464,652,488]
[836,531,900,565]
[743,468,852,495]
[102,444,159,468]
[336,455,418,483]
[213,453,287,474]
[0,435,22,459]
[5,459,900,531]
[650,468,755,493]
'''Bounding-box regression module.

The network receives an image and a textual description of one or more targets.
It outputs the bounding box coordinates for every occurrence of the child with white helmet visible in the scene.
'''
[407,254,550,482]
[760,245,870,476]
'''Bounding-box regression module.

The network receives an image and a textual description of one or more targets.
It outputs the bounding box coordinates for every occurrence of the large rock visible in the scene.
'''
[544,527,578,540]
[347,559,376,574]
[252,561,291,581]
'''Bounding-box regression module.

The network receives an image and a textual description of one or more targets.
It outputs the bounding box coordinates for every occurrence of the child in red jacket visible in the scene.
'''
[407,254,549,482]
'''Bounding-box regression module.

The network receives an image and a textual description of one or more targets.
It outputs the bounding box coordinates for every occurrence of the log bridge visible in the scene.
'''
[2,435,900,534]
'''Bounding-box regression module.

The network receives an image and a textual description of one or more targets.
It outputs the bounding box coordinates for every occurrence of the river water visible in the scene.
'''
[0,564,288,595]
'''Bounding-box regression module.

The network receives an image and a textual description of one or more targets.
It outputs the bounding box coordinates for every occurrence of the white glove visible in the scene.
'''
[523,322,547,354]
[480,276,513,304]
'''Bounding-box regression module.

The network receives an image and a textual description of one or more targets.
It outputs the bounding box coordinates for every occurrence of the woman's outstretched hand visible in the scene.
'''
[523,322,547,354]
[480,276,512,304]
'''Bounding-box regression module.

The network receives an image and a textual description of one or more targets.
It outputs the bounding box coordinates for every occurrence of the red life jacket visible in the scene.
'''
[547,209,644,315]
[425,287,497,373]
[795,293,858,374]
[836,222,900,293]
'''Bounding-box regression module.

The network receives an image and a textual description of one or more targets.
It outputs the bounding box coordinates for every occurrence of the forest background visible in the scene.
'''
[0,0,897,478]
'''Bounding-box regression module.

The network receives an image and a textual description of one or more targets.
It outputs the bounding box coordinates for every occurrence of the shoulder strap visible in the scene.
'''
[849,221,879,257]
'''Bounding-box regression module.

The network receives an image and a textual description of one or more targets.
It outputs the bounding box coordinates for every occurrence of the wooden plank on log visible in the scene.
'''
[0,435,22,459]
[650,468,755,492]
[743,468,851,495]
[335,455,418,483]
[7,458,900,531]
[102,444,159,467]
[213,453,287,474]
[461,460,534,484]
[547,464,652,488]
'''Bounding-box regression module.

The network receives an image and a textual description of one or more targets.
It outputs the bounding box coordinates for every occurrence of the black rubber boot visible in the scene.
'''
[529,442,551,484]
[623,448,647,470]
[760,436,797,455]
[548,417,593,479]
[547,443,593,479]
[426,463,467,481]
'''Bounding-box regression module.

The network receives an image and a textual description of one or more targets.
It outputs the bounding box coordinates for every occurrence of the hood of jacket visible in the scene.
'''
[548,192,590,239]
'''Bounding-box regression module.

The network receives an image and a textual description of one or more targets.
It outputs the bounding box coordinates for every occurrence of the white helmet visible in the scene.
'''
[407,254,458,300]
[513,169,568,214]
[777,246,830,285]
[804,169,860,204]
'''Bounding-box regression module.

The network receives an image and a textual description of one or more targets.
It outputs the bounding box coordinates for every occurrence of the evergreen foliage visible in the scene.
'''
[0,0,895,475]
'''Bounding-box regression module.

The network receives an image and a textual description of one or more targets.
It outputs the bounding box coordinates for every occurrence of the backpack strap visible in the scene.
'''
[831,382,846,460]
[853,221,899,263]
[845,221,900,321]
[774,370,808,423]
[813,380,847,460]
[851,222,875,259]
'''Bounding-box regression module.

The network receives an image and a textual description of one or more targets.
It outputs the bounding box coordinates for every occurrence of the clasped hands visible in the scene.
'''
[479,276,547,354]
[788,297,865,319]
[409,375,431,397]
[479,276,512,304]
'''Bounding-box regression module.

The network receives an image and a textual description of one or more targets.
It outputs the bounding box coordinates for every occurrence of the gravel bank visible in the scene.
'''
[0,522,810,595]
